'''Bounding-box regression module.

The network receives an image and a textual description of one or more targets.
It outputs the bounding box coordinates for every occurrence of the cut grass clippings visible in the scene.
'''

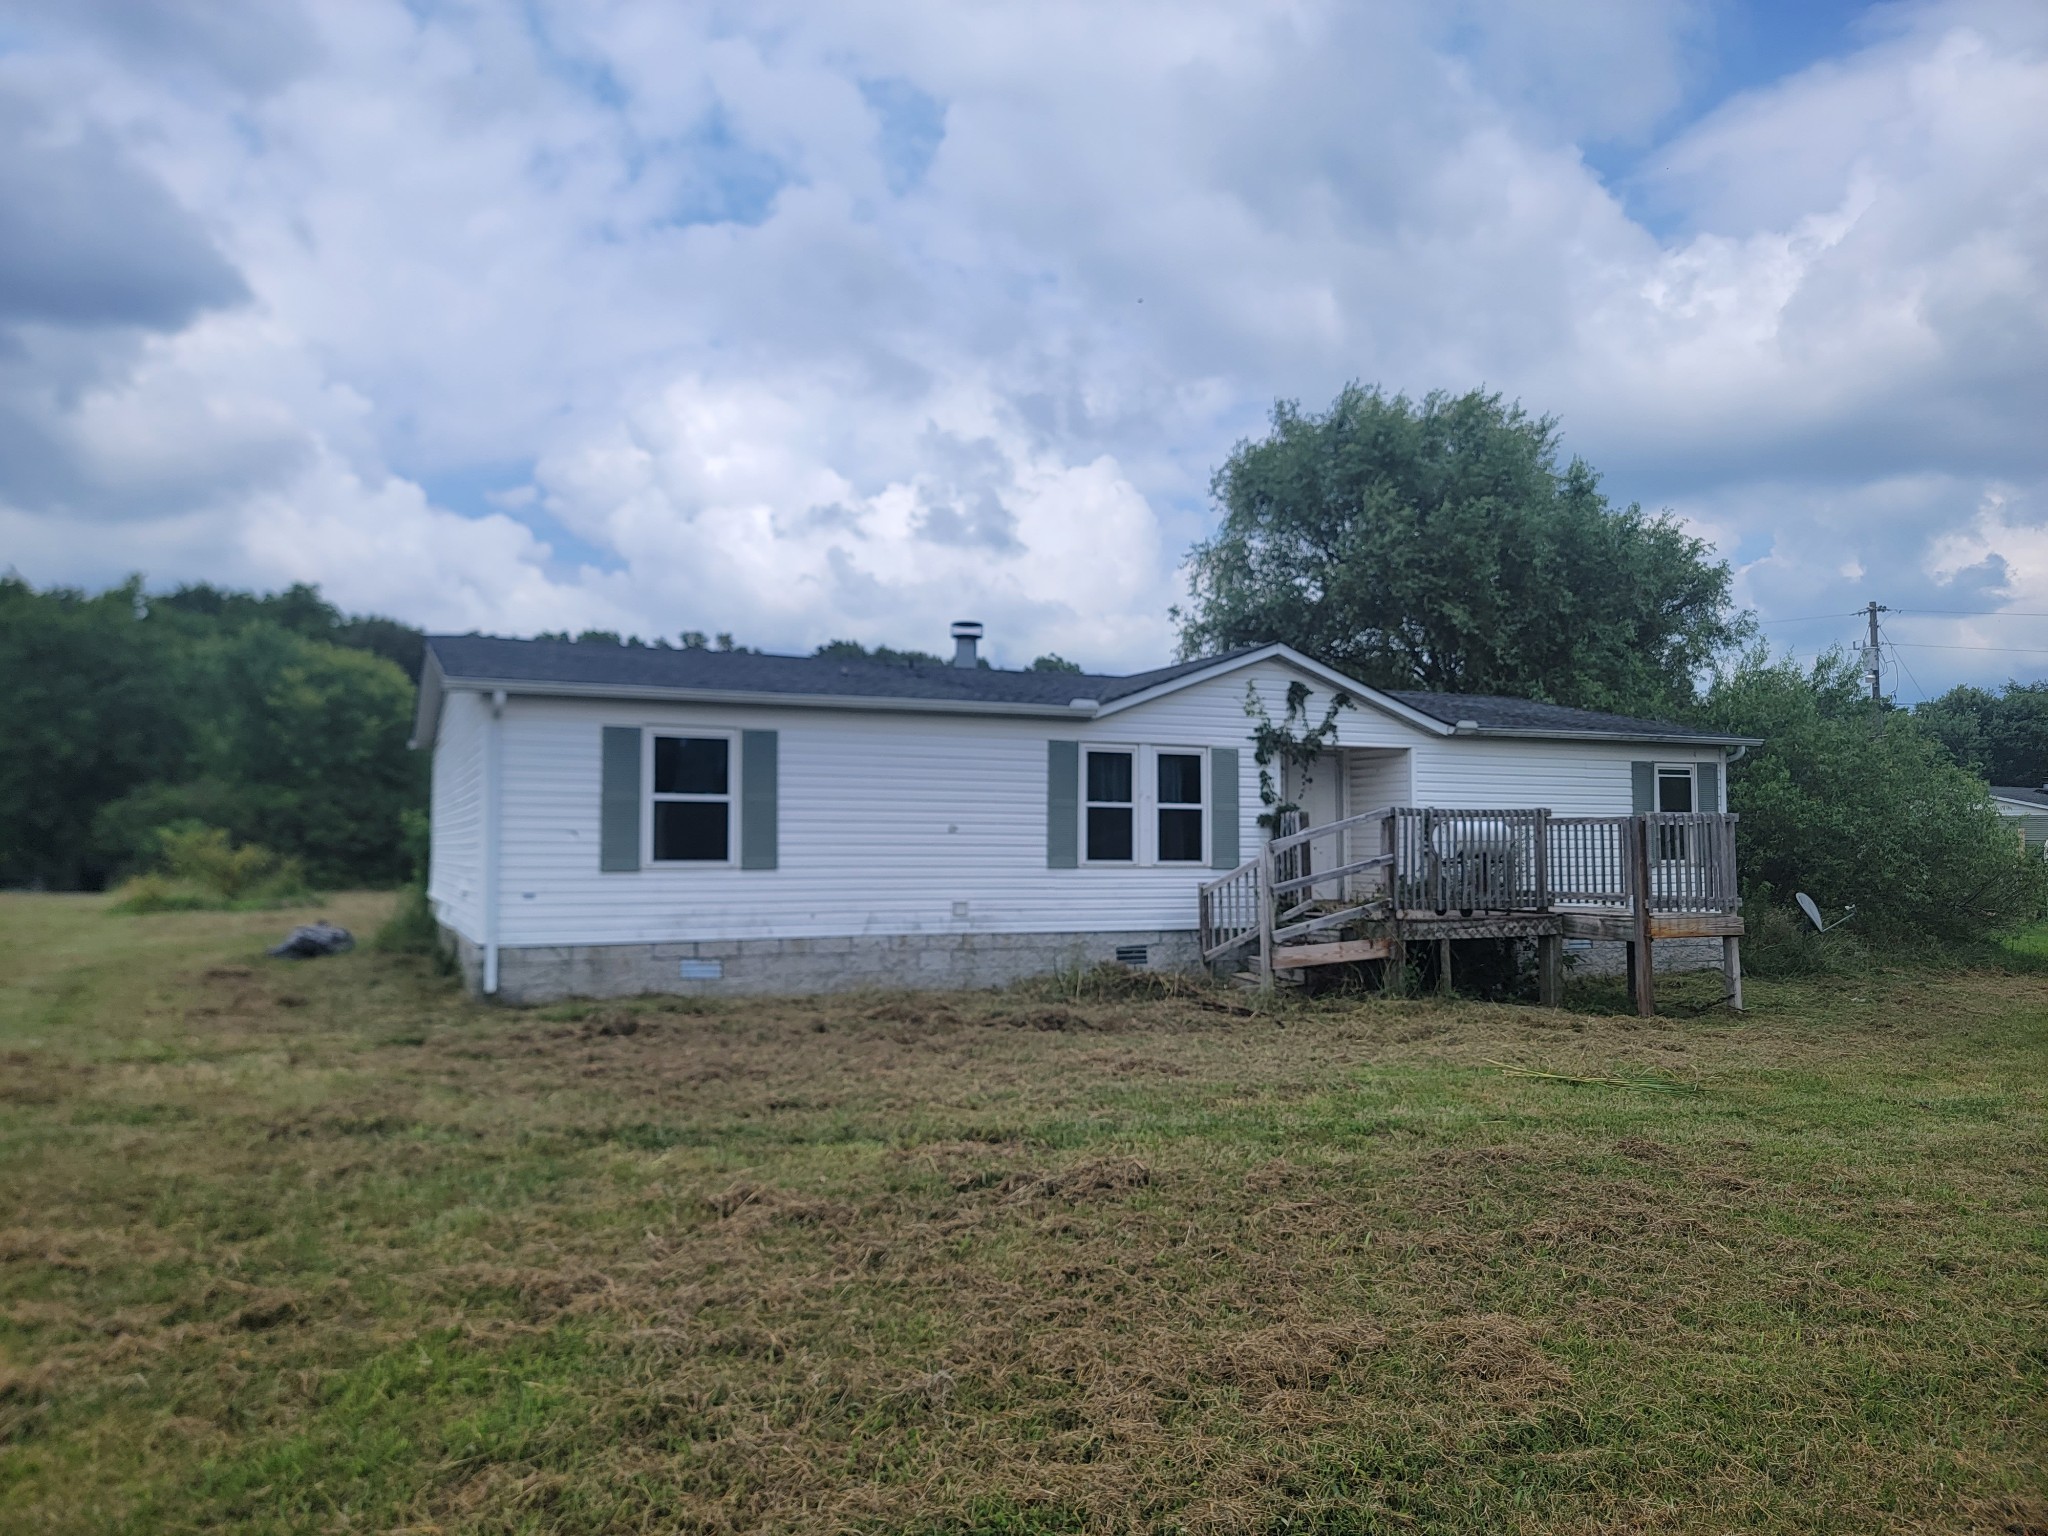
[0,890,2045,1534]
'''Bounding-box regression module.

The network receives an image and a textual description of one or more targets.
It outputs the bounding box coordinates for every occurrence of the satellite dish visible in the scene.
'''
[1795,893,1857,933]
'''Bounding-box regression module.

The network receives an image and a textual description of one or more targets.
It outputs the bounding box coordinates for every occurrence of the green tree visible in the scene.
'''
[1177,385,1747,714]
[155,580,426,680]
[1701,649,2046,943]
[94,625,424,888]
[0,576,192,888]
[1914,681,2048,788]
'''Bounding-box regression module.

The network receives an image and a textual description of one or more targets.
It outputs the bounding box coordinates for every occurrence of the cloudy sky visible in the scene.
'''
[1,0,2044,693]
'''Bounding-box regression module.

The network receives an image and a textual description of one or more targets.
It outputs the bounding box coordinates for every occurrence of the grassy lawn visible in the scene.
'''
[1,894,2044,1534]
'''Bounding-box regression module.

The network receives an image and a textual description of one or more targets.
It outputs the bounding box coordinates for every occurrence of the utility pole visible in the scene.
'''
[1864,601,1889,705]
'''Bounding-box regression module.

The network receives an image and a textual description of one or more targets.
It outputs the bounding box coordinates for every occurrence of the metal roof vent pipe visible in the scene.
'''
[950,620,984,669]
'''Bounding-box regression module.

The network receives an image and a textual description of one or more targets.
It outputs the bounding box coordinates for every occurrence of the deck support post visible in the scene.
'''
[1630,816,1656,1018]
[1537,934,1564,1007]
[1257,839,1276,993]
[1722,935,1744,1011]
[1384,938,1407,997]
[1437,937,1454,996]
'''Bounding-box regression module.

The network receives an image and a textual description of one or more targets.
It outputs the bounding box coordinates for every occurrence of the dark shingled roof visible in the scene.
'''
[1386,690,1742,742]
[1991,785,2048,810]
[423,634,1253,709]
[419,635,1756,743]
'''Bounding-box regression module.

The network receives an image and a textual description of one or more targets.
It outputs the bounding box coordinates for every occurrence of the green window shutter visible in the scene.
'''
[1046,740,1079,869]
[600,726,642,872]
[1630,760,1656,815]
[1696,758,1721,815]
[740,729,779,870]
[1210,746,1240,869]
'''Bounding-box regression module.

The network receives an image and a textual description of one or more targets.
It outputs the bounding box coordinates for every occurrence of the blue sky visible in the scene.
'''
[0,0,2044,700]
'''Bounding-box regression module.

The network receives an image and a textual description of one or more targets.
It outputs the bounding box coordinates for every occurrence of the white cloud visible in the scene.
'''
[1,0,2044,686]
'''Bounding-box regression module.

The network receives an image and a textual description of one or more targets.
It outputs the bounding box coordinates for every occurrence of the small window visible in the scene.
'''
[1085,749,1134,862]
[651,735,731,862]
[1157,751,1204,863]
[1655,765,1694,861]
[1656,766,1695,813]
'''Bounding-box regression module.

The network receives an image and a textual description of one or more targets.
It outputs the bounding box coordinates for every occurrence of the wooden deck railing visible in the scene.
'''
[1197,857,1264,961]
[1197,806,1742,978]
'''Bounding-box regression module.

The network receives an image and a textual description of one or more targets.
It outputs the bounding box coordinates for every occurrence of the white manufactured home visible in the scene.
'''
[412,628,1758,1003]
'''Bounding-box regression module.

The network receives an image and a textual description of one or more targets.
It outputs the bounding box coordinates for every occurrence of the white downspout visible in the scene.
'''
[482,688,506,995]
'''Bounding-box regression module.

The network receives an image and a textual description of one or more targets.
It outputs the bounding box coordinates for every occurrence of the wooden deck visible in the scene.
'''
[1198,805,1744,1015]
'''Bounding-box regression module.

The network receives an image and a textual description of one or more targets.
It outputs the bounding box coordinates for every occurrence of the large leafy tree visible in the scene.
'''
[1701,649,2046,942]
[1177,385,1747,714]
[1914,682,2048,788]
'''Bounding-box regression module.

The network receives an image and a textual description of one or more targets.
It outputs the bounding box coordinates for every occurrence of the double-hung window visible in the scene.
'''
[1156,751,1205,863]
[651,734,732,862]
[1085,749,1135,863]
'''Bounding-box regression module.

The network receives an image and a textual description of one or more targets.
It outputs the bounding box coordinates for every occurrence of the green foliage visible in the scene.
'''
[107,824,310,912]
[1243,679,1352,823]
[1700,648,2048,943]
[0,576,189,889]
[812,638,984,668]
[154,579,425,681]
[1,576,426,891]
[373,809,445,957]
[1738,905,1872,979]
[1028,653,1083,673]
[1913,680,2048,787]
[1178,385,1748,714]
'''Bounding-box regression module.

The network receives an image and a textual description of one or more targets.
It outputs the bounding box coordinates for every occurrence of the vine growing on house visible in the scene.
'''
[1244,680,1352,829]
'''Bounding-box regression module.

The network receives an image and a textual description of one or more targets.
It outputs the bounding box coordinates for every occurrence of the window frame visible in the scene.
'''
[1652,762,1698,862]
[1149,745,1208,866]
[1081,745,1138,866]
[645,727,737,867]
[1654,762,1698,814]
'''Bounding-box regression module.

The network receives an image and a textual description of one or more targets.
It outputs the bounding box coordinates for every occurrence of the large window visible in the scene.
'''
[652,735,731,862]
[1085,749,1134,862]
[1156,751,1204,862]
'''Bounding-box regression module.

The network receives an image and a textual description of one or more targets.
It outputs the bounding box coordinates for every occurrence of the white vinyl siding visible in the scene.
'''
[479,659,1728,948]
[426,688,489,942]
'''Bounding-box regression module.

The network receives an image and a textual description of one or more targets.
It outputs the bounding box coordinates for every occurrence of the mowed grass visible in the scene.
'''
[1,894,2044,1535]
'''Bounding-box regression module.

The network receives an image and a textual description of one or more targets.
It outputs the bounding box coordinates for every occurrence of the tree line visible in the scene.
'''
[0,577,428,891]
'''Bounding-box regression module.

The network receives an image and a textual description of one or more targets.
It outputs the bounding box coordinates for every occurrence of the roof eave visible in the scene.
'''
[1456,725,1764,748]
[408,650,447,750]
[429,675,1103,719]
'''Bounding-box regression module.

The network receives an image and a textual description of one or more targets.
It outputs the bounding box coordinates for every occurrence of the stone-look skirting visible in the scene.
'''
[442,925,1204,1002]
[1567,937,1723,978]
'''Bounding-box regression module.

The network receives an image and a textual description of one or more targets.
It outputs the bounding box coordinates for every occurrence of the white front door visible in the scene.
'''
[1283,754,1345,899]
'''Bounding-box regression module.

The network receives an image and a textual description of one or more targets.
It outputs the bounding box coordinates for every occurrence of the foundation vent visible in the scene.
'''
[1114,944,1150,967]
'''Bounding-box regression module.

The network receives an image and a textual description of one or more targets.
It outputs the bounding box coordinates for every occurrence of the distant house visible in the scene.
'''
[1990,786,2048,854]
[410,627,1759,1002]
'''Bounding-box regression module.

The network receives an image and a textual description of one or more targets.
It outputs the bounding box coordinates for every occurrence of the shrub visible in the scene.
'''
[372,881,442,956]
[106,824,311,912]
[1739,904,1872,979]
[1701,650,2048,945]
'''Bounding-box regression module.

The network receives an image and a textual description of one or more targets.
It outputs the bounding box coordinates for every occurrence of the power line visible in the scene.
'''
[1884,638,1929,704]
[1755,611,1866,625]
[1890,641,2048,656]
[1889,608,2048,619]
